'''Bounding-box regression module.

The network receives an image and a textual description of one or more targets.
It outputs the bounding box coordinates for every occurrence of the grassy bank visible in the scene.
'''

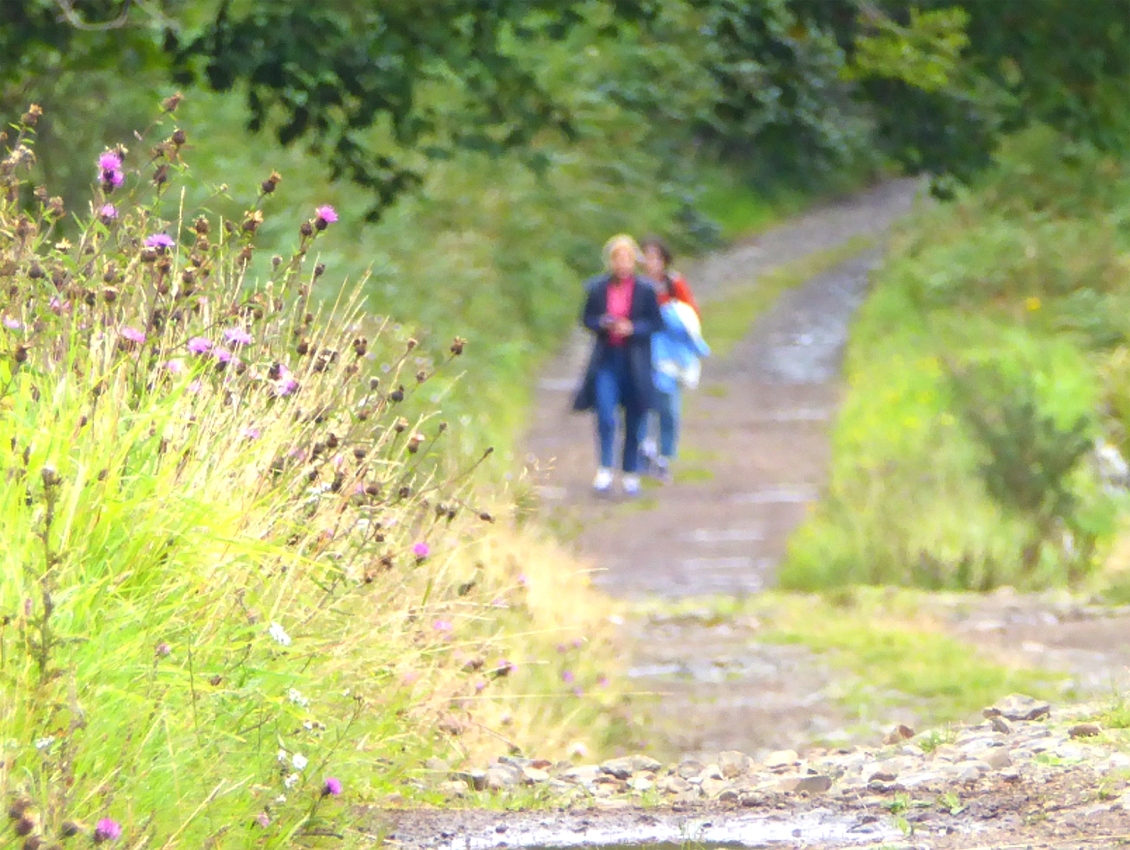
[0,114,651,847]
[782,128,1130,594]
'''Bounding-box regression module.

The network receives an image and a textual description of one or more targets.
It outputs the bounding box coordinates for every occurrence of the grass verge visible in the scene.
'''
[633,589,1068,730]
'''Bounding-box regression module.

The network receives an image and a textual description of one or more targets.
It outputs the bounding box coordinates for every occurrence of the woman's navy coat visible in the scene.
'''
[572,273,662,414]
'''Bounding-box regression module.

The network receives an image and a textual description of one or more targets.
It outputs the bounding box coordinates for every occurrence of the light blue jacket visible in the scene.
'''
[652,301,710,396]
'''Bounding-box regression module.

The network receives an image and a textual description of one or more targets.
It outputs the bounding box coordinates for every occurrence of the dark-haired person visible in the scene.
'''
[573,234,662,496]
[638,236,706,481]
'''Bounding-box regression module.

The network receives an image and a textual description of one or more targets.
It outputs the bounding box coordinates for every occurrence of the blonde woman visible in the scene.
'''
[573,235,663,496]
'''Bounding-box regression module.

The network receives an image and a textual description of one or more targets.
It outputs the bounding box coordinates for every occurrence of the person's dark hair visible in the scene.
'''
[641,236,672,269]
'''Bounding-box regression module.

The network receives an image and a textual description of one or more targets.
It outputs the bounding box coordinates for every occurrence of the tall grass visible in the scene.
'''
[782,127,1130,592]
[0,105,637,848]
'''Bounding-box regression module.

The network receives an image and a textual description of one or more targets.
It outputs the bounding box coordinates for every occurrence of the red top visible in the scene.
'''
[657,272,699,316]
[605,275,635,345]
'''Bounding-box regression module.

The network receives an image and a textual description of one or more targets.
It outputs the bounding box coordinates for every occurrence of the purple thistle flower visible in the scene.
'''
[188,379,203,394]
[276,377,299,397]
[243,427,261,441]
[93,818,122,843]
[432,619,452,633]
[214,347,233,364]
[572,686,584,697]
[3,316,21,330]
[49,297,70,315]
[562,670,575,684]
[98,152,122,171]
[494,658,516,677]
[224,326,253,346]
[120,326,146,344]
[475,679,487,693]
[145,233,175,250]
[255,812,270,828]
[322,777,343,797]
[413,541,430,559]
[597,675,609,687]
[99,203,119,222]
[315,205,338,224]
[187,336,212,355]
[163,358,186,375]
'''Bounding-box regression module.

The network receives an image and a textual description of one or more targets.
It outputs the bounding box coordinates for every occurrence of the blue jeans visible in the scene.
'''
[640,386,681,459]
[593,348,643,473]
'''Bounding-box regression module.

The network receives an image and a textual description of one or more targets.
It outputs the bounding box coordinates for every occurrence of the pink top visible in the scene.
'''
[605,276,634,346]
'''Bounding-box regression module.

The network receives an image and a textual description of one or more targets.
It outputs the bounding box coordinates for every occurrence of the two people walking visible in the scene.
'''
[573,234,709,496]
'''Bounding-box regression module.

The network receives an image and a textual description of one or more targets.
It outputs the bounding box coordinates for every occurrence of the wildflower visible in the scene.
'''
[314,205,338,230]
[432,619,452,633]
[3,317,21,330]
[163,359,186,375]
[597,675,609,687]
[413,541,430,559]
[120,326,146,344]
[187,336,212,355]
[155,642,171,657]
[287,687,309,707]
[34,736,55,750]
[224,326,253,346]
[214,347,233,364]
[187,379,203,394]
[493,659,516,677]
[98,151,124,189]
[255,812,270,828]
[322,777,343,797]
[292,752,308,770]
[474,679,487,693]
[517,574,528,587]
[93,818,121,843]
[49,297,70,314]
[283,773,299,789]
[244,427,261,441]
[401,670,420,686]
[1025,296,1041,312]
[268,622,292,646]
[572,686,584,697]
[145,233,175,250]
[562,670,575,684]
[99,203,118,223]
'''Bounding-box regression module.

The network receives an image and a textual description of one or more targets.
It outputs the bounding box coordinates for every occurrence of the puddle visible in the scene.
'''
[731,488,817,505]
[389,809,897,850]
[680,528,764,544]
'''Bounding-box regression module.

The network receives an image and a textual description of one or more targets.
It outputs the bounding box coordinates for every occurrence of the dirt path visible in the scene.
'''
[522,178,1130,763]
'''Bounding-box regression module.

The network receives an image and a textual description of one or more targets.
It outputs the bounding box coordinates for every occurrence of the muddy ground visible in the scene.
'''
[377,767,1130,849]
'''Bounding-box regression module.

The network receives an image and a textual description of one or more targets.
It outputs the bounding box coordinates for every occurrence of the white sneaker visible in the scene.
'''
[622,474,641,497]
[592,467,613,493]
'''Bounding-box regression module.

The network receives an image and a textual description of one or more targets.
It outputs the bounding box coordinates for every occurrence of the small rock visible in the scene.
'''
[885,724,915,744]
[1069,722,1102,738]
[868,771,898,783]
[677,759,705,779]
[983,694,1051,722]
[600,757,635,780]
[777,774,832,794]
[979,748,1012,770]
[521,766,549,784]
[484,765,519,791]
[438,780,467,798]
[660,775,692,795]
[701,776,729,798]
[424,757,450,773]
[630,754,662,772]
[763,749,799,770]
[628,776,654,793]
[698,764,724,782]
[718,788,740,803]
[454,769,486,791]
[989,715,1012,734]
[718,750,753,778]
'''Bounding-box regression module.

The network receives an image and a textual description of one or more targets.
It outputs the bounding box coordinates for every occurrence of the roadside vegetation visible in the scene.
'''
[784,127,1130,596]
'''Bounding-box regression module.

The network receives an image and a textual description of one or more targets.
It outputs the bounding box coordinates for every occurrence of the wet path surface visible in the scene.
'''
[523,181,920,759]
[522,177,1130,763]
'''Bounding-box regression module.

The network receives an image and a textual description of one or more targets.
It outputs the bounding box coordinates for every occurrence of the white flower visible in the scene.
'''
[268,622,291,647]
[34,736,55,751]
[303,721,313,730]
[277,748,288,763]
[288,688,309,707]
[275,794,287,804]
[283,773,299,789]
[292,753,308,770]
